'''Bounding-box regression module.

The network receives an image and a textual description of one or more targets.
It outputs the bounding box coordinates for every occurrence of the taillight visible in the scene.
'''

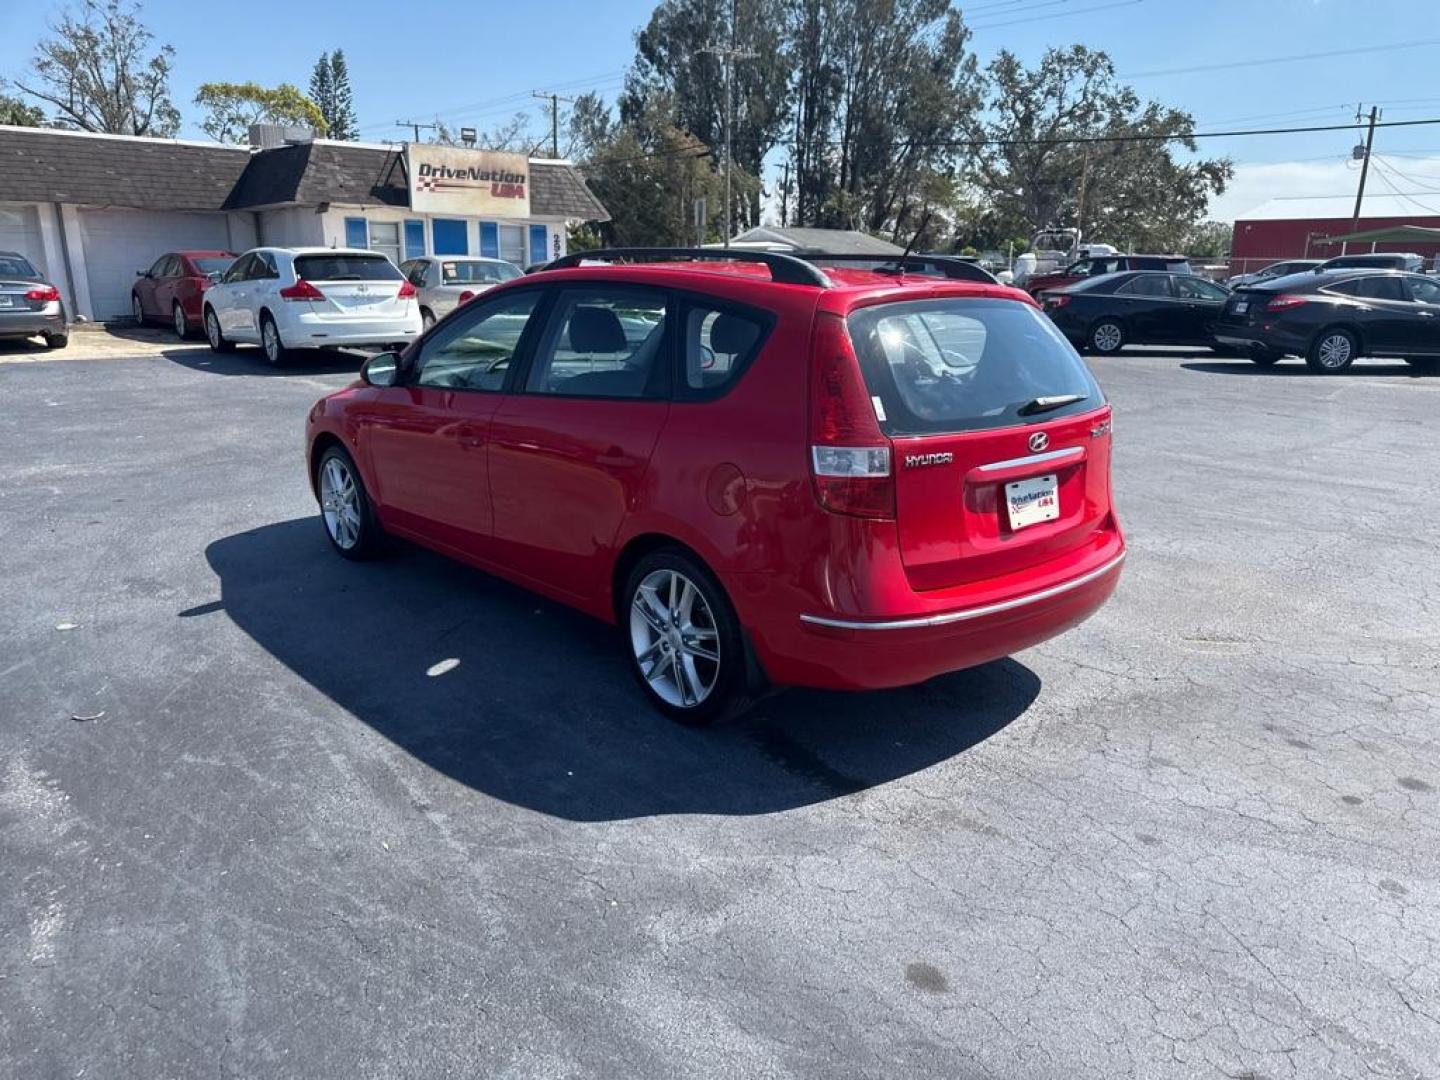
[458,290,475,305]
[1266,294,1307,311]
[397,280,416,299]
[1046,295,1070,308]
[279,278,325,301]
[25,285,60,302]
[808,312,894,520]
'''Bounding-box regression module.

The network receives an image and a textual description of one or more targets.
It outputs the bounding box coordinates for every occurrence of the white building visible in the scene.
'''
[0,125,609,322]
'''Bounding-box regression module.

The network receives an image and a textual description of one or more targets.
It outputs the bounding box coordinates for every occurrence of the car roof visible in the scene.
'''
[516,262,1034,308]
[1244,267,1412,291]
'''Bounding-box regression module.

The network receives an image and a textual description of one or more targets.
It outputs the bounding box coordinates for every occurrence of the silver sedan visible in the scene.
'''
[399,256,523,328]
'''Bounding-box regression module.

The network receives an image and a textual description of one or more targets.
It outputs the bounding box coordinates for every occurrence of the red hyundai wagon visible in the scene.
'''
[305,250,1124,723]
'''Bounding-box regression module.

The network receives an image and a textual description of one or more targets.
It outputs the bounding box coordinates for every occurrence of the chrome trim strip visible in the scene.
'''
[799,551,1126,631]
[976,446,1084,473]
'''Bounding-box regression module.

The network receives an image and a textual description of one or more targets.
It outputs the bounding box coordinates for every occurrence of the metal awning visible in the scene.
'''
[1314,224,1440,245]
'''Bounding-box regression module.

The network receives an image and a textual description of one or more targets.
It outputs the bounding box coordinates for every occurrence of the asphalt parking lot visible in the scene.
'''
[2,340,1437,1079]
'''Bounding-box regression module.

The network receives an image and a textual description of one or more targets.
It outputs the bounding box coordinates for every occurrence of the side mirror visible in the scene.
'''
[361,351,402,387]
[136,269,148,277]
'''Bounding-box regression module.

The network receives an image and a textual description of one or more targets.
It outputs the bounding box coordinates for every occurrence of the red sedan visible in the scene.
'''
[132,251,236,338]
[305,250,1125,723]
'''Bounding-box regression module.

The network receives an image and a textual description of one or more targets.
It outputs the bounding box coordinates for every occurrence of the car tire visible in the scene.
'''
[1306,327,1358,373]
[1249,347,1282,367]
[623,549,751,726]
[1088,320,1126,355]
[131,294,145,326]
[172,302,190,340]
[43,333,68,350]
[420,307,436,331]
[204,307,235,353]
[316,445,385,561]
[260,313,289,367]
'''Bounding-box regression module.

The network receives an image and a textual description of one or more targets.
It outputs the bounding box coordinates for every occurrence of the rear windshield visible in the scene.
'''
[294,254,402,281]
[442,260,521,284]
[0,255,40,279]
[192,256,234,276]
[848,299,1102,434]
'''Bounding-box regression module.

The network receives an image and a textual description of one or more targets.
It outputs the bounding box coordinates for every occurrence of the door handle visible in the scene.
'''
[1419,311,1436,318]
[596,446,632,468]
[457,425,486,450]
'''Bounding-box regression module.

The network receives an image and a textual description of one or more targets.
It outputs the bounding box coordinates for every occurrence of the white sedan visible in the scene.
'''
[398,255,522,328]
[202,247,422,365]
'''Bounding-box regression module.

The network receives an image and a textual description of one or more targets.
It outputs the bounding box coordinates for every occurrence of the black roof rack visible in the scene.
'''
[544,247,832,287]
[800,252,999,284]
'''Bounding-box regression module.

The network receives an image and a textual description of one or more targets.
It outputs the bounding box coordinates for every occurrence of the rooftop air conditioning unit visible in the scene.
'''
[248,124,316,149]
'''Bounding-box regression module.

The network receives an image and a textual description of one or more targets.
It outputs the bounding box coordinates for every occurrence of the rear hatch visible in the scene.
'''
[1218,287,1272,328]
[292,253,410,320]
[847,296,1113,591]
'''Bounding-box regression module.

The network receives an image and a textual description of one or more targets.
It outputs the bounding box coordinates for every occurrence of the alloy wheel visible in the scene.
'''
[205,311,221,348]
[629,568,721,709]
[1093,323,1123,352]
[1317,333,1352,369]
[132,295,144,325]
[319,457,361,550]
[173,304,186,337]
[263,320,282,364]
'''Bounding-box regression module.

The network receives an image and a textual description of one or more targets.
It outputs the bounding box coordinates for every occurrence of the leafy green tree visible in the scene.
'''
[569,92,731,247]
[622,0,792,233]
[310,50,358,140]
[964,46,1231,252]
[0,90,45,127]
[194,82,326,144]
[1183,220,1232,259]
[13,0,180,136]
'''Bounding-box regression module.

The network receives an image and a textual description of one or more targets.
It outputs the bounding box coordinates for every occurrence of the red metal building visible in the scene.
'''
[1230,194,1440,277]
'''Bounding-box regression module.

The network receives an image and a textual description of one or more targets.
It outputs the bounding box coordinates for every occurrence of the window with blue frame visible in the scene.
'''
[432,218,469,256]
[403,220,425,260]
[479,222,499,259]
[344,217,368,249]
[529,225,548,268]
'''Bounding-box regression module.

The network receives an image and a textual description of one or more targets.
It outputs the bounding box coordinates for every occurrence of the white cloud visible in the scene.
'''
[1209,156,1440,222]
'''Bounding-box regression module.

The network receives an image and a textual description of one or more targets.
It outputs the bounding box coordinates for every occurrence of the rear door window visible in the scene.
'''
[847,298,1102,434]
[679,301,767,397]
[294,254,402,282]
[1116,274,1174,298]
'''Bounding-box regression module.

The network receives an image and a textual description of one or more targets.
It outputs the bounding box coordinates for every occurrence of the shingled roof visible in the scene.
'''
[0,127,610,222]
[0,125,248,211]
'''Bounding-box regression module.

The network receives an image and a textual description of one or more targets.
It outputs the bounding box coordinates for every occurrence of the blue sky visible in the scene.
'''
[2,0,1438,220]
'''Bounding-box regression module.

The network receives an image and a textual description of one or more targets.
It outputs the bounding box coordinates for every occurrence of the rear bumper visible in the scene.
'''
[1212,325,1310,355]
[739,538,1125,692]
[0,309,66,339]
[286,311,422,347]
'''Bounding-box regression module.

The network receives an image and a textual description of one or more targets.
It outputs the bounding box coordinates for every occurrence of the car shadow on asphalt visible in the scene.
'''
[205,518,1041,821]
[162,348,369,377]
[1180,360,1431,378]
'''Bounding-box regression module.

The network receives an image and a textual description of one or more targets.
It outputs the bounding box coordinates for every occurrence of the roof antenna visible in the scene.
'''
[898,207,932,265]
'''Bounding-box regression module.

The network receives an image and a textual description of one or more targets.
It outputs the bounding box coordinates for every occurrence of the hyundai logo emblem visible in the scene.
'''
[1028,432,1049,452]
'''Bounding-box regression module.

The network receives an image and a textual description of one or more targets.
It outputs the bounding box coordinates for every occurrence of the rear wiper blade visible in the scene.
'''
[1018,394,1086,416]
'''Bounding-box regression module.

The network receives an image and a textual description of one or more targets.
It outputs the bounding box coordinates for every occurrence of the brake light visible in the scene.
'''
[1046,295,1070,308]
[1266,294,1307,311]
[397,280,416,299]
[458,290,475,305]
[808,312,894,520]
[24,285,60,302]
[279,278,325,301]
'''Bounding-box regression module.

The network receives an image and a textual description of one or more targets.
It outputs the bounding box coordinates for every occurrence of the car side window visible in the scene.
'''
[255,253,280,280]
[147,255,170,277]
[1407,277,1440,304]
[1066,260,1090,276]
[222,254,253,283]
[1175,277,1228,301]
[414,290,541,392]
[679,302,767,397]
[524,287,669,399]
[1117,274,1173,298]
[1355,276,1407,302]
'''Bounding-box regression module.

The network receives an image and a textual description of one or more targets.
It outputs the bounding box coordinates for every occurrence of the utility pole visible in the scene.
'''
[700,9,757,249]
[1352,105,1380,233]
[532,91,575,159]
[1076,145,1091,242]
[779,158,792,227]
[396,119,437,143]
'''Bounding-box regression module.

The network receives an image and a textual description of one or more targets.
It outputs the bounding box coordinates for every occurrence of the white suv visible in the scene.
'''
[203,247,422,365]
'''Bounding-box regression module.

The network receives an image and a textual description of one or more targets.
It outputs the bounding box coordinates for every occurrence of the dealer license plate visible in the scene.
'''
[1005,474,1060,530]
[0,295,15,308]
[1234,300,1249,314]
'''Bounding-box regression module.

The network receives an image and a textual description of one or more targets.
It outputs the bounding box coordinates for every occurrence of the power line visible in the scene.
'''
[1123,37,1440,79]
[970,0,1142,31]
